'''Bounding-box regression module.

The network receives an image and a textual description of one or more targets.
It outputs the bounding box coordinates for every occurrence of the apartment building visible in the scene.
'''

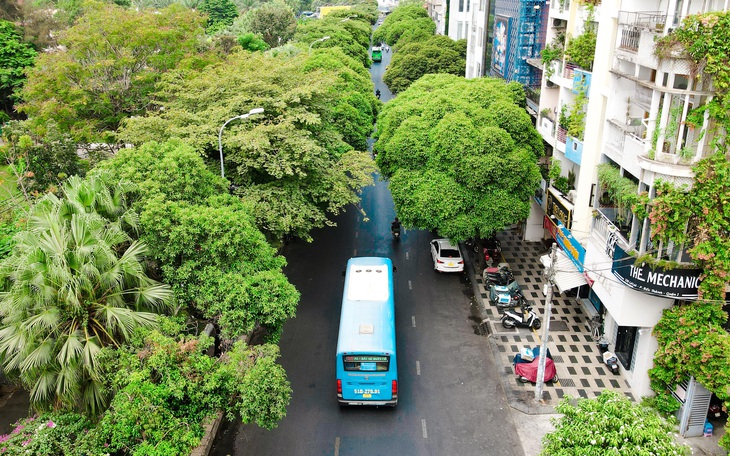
[529,0,723,422]
[425,0,448,35]
[448,0,472,40]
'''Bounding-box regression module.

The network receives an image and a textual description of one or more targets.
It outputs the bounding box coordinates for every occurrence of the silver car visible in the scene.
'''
[430,239,465,273]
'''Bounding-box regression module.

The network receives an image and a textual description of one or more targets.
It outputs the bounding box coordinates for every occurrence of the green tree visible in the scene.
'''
[84,329,290,454]
[238,32,269,51]
[119,52,376,241]
[18,2,207,144]
[0,20,36,120]
[1,121,85,197]
[375,75,542,266]
[0,172,173,414]
[247,2,296,47]
[293,14,371,67]
[541,391,689,455]
[200,0,239,33]
[383,35,466,94]
[92,140,300,342]
[372,4,430,46]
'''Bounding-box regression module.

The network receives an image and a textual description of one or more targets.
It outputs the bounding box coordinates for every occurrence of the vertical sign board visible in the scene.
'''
[543,215,585,272]
[491,16,511,77]
[611,244,702,299]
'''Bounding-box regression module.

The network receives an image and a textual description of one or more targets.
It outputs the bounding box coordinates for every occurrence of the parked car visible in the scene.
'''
[430,239,464,273]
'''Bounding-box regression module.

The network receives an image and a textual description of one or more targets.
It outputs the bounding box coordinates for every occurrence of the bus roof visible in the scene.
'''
[336,257,395,355]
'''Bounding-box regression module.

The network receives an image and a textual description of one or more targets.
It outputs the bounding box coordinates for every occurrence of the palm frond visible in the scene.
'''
[21,308,61,332]
[30,369,58,406]
[57,331,84,365]
[20,339,55,372]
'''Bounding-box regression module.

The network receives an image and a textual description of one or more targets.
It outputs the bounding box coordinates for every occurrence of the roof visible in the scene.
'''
[336,257,395,355]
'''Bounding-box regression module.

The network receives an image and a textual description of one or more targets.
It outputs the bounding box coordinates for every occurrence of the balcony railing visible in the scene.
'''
[617,11,668,30]
[592,209,632,250]
[557,126,568,144]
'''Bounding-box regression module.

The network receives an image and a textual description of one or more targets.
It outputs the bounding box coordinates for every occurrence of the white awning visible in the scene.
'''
[540,249,587,294]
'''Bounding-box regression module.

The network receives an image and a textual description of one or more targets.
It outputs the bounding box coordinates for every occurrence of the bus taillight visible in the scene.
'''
[391,380,398,397]
[337,379,342,394]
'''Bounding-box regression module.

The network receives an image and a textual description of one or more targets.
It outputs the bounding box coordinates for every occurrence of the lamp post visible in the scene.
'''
[340,15,357,22]
[309,36,330,54]
[218,107,264,179]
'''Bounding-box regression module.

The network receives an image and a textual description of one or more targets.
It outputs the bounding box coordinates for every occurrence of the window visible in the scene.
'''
[480,0,485,11]
[476,62,481,76]
[459,0,464,12]
[457,21,463,39]
[344,355,390,371]
[478,27,484,47]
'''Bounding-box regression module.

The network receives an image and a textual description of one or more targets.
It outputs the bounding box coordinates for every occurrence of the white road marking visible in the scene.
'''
[421,419,428,438]
[355,231,358,238]
[412,316,416,327]
[353,249,357,256]
[416,360,421,375]
[334,437,340,456]
[408,280,412,290]
[406,252,409,260]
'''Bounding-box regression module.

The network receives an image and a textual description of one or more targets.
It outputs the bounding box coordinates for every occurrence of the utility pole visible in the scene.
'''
[535,242,557,402]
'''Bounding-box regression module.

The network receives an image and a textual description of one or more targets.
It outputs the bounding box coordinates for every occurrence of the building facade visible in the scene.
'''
[530,0,723,403]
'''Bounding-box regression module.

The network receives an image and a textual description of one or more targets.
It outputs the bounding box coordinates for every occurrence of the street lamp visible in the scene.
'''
[340,15,358,21]
[218,107,264,179]
[309,36,331,54]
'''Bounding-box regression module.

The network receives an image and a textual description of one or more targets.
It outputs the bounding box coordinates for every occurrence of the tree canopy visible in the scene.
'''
[119,51,376,241]
[246,2,296,47]
[0,172,174,414]
[383,35,466,94]
[0,20,36,120]
[19,2,208,144]
[375,74,543,244]
[372,4,432,47]
[541,391,689,455]
[92,140,300,342]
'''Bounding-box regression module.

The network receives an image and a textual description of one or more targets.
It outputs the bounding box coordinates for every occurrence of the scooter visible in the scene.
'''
[483,265,514,286]
[489,281,525,308]
[603,351,620,374]
[465,238,502,266]
[513,346,557,383]
[501,305,541,329]
[391,226,400,240]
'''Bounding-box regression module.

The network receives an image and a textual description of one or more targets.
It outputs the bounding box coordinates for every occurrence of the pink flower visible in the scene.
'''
[10,426,23,435]
[46,421,56,428]
[0,435,9,443]
[21,439,31,446]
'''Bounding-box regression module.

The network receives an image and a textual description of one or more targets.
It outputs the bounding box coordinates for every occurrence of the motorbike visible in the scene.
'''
[603,351,620,374]
[391,226,401,240]
[376,90,381,99]
[483,265,514,286]
[489,281,525,308]
[501,304,541,329]
[513,346,557,383]
[465,237,502,266]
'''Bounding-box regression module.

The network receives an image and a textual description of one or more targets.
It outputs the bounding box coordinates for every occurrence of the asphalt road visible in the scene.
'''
[209,37,522,456]
[210,177,522,456]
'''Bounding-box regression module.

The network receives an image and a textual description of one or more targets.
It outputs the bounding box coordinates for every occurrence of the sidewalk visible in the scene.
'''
[468,230,728,456]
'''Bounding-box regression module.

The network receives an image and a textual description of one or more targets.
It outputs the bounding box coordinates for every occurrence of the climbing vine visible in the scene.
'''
[646,152,730,449]
[541,32,565,78]
[596,163,638,222]
[564,6,597,71]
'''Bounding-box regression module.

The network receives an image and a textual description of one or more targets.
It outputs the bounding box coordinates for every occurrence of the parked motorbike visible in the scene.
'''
[483,265,514,286]
[392,227,400,240]
[501,305,541,329]
[603,351,620,374]
[489,281,525,308]
[513,346,557,383]
[465,237,502,266]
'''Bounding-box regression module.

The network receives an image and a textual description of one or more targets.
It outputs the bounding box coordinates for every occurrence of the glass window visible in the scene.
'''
[343,355,390,371]
[459,0,464,12]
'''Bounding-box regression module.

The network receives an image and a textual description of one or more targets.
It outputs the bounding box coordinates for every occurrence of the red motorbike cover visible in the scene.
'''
[514,357,557,382]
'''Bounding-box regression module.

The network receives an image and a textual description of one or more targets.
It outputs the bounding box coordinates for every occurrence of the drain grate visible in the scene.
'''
[560,378,575,387]
[548,320,570,331]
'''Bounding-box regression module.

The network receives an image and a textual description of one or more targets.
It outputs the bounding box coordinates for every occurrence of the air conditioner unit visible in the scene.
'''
[552,18,566,28]
[546,80,556,88]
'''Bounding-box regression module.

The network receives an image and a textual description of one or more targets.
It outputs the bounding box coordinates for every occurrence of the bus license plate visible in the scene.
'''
[363,393,372,398]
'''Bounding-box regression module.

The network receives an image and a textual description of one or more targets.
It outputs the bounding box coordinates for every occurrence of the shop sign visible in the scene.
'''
[543,215,585,272]
[611,245,701,299]
[546,188,573,229]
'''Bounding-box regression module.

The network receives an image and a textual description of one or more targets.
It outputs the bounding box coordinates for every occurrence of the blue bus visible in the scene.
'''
[336,257,398,406]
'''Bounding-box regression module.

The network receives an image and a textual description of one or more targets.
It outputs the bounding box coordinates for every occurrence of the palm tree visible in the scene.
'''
[0,173,173,414]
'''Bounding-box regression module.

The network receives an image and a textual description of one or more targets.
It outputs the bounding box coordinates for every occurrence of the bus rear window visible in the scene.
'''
[343,355,390,371]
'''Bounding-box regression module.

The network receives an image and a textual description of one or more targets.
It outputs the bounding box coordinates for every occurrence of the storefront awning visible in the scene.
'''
[540,248,588,294]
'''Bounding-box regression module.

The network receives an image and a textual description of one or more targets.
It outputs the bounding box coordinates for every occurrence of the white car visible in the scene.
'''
[430,239,465,273]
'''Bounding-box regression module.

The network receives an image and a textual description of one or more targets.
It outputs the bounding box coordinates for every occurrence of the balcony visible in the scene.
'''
[538,116,556,142]
[604,121,646,178]
[556,126,567,153]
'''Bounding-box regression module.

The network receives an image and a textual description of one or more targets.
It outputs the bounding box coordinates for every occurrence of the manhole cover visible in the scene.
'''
[548,320,569,331]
